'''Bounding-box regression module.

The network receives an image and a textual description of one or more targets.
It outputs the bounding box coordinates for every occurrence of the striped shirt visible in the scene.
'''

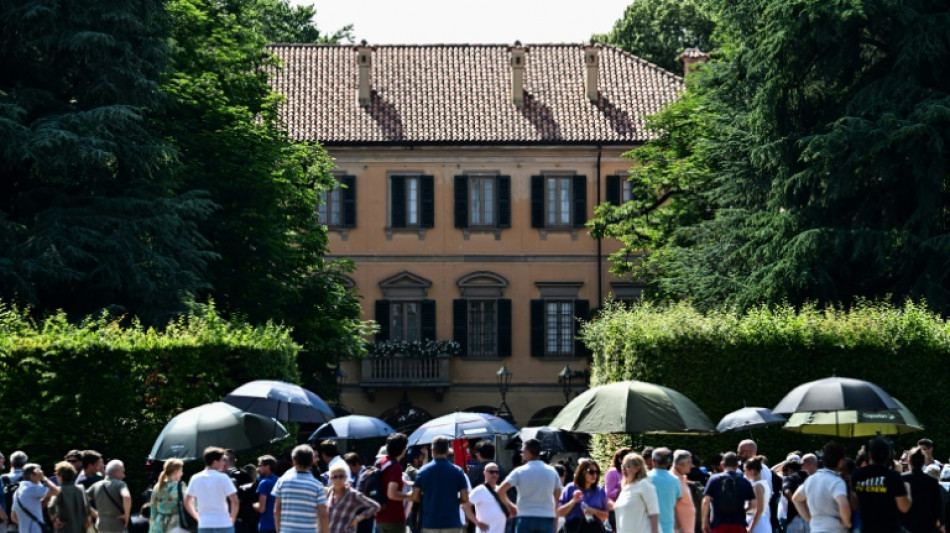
[274,470,328,533]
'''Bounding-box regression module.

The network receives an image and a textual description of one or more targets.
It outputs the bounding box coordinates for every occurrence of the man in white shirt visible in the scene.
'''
[464,462,508,533]
[497,439,561,533]
[185,447,239,533]
[792,442,851,533]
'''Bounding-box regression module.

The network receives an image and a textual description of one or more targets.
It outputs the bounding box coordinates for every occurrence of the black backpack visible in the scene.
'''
[359,459,392,509]
[2,475,20,521]
[719,473,742,514]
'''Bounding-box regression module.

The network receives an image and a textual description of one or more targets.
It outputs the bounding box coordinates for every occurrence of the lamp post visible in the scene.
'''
[496,364,514,422]
[558,364,575,404]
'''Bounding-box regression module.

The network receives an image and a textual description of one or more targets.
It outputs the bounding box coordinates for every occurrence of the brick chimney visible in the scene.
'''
[677,47,710,76]
[354,40,375,106]
[509,41,528,107]
[583,42,600,102]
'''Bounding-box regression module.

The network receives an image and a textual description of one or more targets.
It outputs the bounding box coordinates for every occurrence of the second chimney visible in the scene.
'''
[510,41,527,107]
[355,40,374,106]
[677,47,710,76]
[584,43,600,102]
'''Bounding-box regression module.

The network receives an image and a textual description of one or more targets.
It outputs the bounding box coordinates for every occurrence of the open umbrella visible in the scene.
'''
[505,426,586,453]
[716,407,787,433]
[149,402,289,461]
[782,398,923,438]
[408,411,518,445]
[223,380,335,424]
[548,380,716,435]
[309,415,396,441]
[772,376,899,414]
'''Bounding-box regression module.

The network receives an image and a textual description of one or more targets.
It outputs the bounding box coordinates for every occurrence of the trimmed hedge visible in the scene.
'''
[0,302,300,493]
[582,300,950,469]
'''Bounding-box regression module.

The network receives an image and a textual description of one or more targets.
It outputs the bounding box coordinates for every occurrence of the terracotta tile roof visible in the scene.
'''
[267,43,684,145]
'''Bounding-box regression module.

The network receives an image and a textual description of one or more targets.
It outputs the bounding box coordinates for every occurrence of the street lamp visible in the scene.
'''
[496,364,514,422]
[558,364,575,404]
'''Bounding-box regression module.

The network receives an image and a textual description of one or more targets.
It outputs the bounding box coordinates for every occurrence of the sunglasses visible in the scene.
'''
[587,469,600,475]
[485,470,500,474]
[330,474,347,480]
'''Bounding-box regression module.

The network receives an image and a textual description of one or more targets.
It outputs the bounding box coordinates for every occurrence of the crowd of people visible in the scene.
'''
[1,435,948,533]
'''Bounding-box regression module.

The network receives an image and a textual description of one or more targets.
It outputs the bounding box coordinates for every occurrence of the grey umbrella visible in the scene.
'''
[149,402,289,461]
[772,376,900,414]
[716,407,787,433]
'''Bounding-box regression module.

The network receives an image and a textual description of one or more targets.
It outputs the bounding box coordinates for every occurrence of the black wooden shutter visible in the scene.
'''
[606,175,621,206]
[496,175,511,228]
[530,299,544,356]
[453,299,468,357]
[573,299,591,357]
[421,299,436,340]
[497,299,512,358]
[375,300,390,342]
[572,175,587,228]
[391,175,406,228]
[421,175,435,228]
[342,175,357,227]
[530,175,544,228]
[454,175,469,228]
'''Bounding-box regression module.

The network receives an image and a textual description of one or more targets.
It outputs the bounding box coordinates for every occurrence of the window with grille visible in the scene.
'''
[467,300,498,358]
[469,177,495,226]
[544,300,575,356]
[390,301,422,341]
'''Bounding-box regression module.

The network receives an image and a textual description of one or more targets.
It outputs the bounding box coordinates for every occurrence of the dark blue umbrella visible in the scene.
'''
[408,411,518,445]
[223,380,335,424]
[505,426,586,453]
[309,415,396,441]
[716,407,787,433]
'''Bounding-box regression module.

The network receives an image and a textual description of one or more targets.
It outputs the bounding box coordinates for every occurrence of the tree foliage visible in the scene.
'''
[596,0,716,73]
[250,0,354,43]
[594,0,950,313]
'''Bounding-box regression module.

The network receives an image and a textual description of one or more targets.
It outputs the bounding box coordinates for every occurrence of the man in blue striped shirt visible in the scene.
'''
[274,445,329,533]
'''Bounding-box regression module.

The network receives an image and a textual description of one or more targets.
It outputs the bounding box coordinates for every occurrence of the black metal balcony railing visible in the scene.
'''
[360,354,451,387]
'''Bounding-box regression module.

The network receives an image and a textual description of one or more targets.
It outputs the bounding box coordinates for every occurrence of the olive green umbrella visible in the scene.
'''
[548,380,716,435]
[782,398,923,438]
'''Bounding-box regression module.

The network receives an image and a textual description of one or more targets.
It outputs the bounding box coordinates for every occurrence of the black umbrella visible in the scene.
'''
[505,426,586,453]
[772,376,900,414]
[309,415,396,441]
[223,380,335,424]
[716,407,787,433]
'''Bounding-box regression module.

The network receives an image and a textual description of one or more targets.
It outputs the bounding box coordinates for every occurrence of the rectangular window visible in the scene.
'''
[317,187,343,227]
[544,300,574,356]
[406,176,419,226]
[622,178,634,203]
[467,300,497,358]
[546,177,572,227]
[390,301,422,341]
[469,177,495,226]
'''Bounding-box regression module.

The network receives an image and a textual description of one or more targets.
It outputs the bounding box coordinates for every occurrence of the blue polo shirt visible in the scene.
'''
[648,468,682,533]
[415,458,469,528]
[256,473,279,531]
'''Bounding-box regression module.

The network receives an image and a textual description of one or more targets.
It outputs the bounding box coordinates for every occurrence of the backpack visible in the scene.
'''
[2,474,20,520]
[359,459,392,509]
[718,473,742,514]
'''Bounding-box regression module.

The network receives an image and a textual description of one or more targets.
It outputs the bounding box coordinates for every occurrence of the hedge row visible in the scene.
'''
[0,302,300,492]
[581,300,950,469]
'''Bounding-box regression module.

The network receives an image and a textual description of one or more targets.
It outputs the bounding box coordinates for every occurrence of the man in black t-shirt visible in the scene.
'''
[901,447,943,533]
[850,438,911,533]
[782,455,809,533]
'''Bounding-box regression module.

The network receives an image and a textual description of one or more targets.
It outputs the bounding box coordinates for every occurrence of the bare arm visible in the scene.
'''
[557,490,581,517]
[701,495,711,533]
[387,481,408,502]
[496,481,517,515]
[122,492,132,525]
[791,486,810,523]
[410,487,422,504]
[317,504,329,533]
[228,493,239,524]
[274,498,281,532]
[459,489,469,505]
[649,513,659,533]
[747,485,764,532]
[463,502,488,532]
[896,482,912,513]
[835,494,851,530]
[185,494,199,522]
[253,494,266,513]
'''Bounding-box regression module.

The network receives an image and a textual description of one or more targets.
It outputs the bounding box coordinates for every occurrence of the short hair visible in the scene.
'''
[81,450,102,469]
[22,463,41,479]
[54,461,77,484]
[918,438,934,448]
[909,447,926,471]
[673,449,692,466]
[139,503,151,519]
[553,464,567,479]
[622,453,648,483]
[64,450,83,462]
[105,459,124,476]
[203,447,226,467]
[925,464,941,479]
[868,437,892,465]
[475,440,496,460]
[319,440,340,458]
[292,444,315,467]
[522,438,542,457]
[823,441,846,470]
[343,452,362,466]
[612,447,633,471]
[386,433,408,458]
[722,452,739,468]
[432,436,451,455]
[802,453,818,466]
[257,455,278,470]
[11,451,28,469]
[652,447,672,467]
[641,447,654,459]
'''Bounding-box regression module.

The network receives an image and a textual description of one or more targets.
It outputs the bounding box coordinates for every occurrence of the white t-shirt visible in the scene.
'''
[468,485,507,533]
[801,469,848,533]
[186,469,237,528]
[614,479,659,533]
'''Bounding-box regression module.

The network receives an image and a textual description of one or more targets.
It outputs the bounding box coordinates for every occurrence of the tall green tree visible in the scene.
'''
[249,0,354,43]
[596,0,716,73]
[0,0,216,323]
[160,0,368,392]
[595,0,950,313]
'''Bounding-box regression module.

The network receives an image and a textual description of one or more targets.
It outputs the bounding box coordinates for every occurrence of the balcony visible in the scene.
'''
[359,340,458,400]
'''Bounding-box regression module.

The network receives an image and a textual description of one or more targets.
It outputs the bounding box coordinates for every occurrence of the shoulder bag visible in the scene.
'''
[176,482,197,531]
[14,494,54,533]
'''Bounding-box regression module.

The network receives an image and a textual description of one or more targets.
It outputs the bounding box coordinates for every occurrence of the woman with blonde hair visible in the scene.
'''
[611,454,659,533]
[149,459,189,533]
[326,463,380,533]
[48,461,92,533]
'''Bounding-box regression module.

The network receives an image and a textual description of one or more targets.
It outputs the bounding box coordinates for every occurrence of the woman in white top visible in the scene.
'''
[611,453,659,533]
[743,456,771,533]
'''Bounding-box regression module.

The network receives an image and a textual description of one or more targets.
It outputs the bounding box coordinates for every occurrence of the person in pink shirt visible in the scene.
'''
[606,448,632,533]
[672,450,697,533]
